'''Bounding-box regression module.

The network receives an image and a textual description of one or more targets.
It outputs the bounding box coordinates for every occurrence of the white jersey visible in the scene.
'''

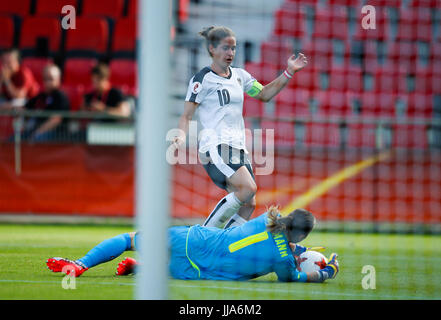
[185,66,256,153]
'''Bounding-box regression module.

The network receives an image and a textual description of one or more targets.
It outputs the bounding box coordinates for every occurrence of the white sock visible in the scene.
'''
[224,213,248,229]
[203,193,242,228]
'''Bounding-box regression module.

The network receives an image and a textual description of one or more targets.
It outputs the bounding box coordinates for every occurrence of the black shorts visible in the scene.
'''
[200,144,255,191]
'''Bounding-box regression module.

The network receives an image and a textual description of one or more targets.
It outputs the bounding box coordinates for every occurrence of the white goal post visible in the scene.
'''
[135,0,171,300]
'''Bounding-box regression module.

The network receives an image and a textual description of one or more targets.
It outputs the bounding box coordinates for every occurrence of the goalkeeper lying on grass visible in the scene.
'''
[46,206,339,283]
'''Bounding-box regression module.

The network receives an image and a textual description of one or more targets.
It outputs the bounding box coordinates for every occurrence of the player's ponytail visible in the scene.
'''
[199,26,235,57]
[267,205,289,234]
[199,26,215,39]
[267,207,316,243]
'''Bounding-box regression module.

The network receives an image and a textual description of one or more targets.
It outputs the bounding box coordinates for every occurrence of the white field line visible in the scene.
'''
[0,279,438,300]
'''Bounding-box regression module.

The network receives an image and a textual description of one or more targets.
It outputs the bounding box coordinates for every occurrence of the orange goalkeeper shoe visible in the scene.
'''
[116,257,138,276]
[46,257,88,277]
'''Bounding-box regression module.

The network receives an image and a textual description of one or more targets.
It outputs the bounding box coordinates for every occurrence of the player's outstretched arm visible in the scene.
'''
[307,253,339,283]
[254,53,308,103]
[289,242,326,256]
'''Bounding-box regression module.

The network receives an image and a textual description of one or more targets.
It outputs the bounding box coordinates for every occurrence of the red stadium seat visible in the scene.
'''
[353,7,390,41]
[312,6,349,40]
[413,65,432,94]
[65,17,109,56]
[127,0,138,18]
[328,0,363,5]
[409,0,439,8]
[361,92,396,117]
[387,42,418,73]
[346,123,376,148]
[373,65,407,94]
[393,124,428,149]
[328,64,363,93]
[311,90,351,117]
[398,70,415,94]
[0,16,14,50]
[112,18,137,54]
[407,93,433,118]
[377,93,398,117]
[396,8,432,42]
[432,43,441,61]
[21,57,54,87]
[35,0,78,16]
[363,40,388,71]
[275,88,310,117]
[366,0,402,7]
[61,84,85,111]
[81,0,125,19]
[346,65,363,93]
[62,58,97,90]
[303,39,350,70]
[19,17,61,53]
[243,95,264,118]
[288,67,320,90]
[346,91,362,114]
[260,40,293,70]
[360,92,379,116]
[328,90,353,116]
[261,120,296,147]
[0,0,30,16]
[431,61,441,94]
[273,5,306,38]
[304,122,341,147]
[109,59,137,96]
[301,38,334,71]
[244,61,278,86]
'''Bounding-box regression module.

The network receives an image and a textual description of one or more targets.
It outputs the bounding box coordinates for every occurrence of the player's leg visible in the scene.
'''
[202,167,256,228]
[224,162,256,228]
[116,232,139,275]
[224,194,255,228]
[202,145,257,228]
[47,232,136,277]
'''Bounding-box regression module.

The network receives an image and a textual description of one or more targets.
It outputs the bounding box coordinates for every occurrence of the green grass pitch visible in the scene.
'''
[0,223,440,300]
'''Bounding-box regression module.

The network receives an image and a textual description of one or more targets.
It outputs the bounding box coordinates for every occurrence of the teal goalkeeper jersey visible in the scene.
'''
[168,212,308,282]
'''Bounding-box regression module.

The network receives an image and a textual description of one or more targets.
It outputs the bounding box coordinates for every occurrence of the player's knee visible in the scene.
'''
[246,181,257,198]
[237,182,257,203]
[246,195,256,207]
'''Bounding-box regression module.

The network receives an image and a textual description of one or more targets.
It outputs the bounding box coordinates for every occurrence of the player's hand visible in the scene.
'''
[287,52,308,74]
[289,243,326,255]
[323,253,339,279]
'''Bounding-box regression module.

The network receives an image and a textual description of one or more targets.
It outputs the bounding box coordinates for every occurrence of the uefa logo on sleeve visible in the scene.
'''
[192,82,203,94]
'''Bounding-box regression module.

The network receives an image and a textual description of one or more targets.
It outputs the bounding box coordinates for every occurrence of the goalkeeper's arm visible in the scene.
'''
[275,253,339,283]
[289,243,326,256]
[306,253,339,283]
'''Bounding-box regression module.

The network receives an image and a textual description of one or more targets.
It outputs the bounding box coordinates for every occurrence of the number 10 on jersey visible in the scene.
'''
[217,89,230,106]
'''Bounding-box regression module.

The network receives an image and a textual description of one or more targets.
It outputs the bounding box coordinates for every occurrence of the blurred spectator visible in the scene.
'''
[0,48,39,108]
[82,63,131,118]
[21,64,70,142]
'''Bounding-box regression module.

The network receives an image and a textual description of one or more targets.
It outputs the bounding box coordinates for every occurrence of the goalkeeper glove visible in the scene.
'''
[291,244,326,256]
[318,253,339,282]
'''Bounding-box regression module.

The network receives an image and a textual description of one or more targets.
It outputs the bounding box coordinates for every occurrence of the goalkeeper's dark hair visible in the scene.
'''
[266,206,316,243]
[199,26,235,57]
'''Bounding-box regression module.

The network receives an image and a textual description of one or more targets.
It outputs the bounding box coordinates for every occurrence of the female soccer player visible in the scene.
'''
[46,207,339,283]
[173,26,308,229]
